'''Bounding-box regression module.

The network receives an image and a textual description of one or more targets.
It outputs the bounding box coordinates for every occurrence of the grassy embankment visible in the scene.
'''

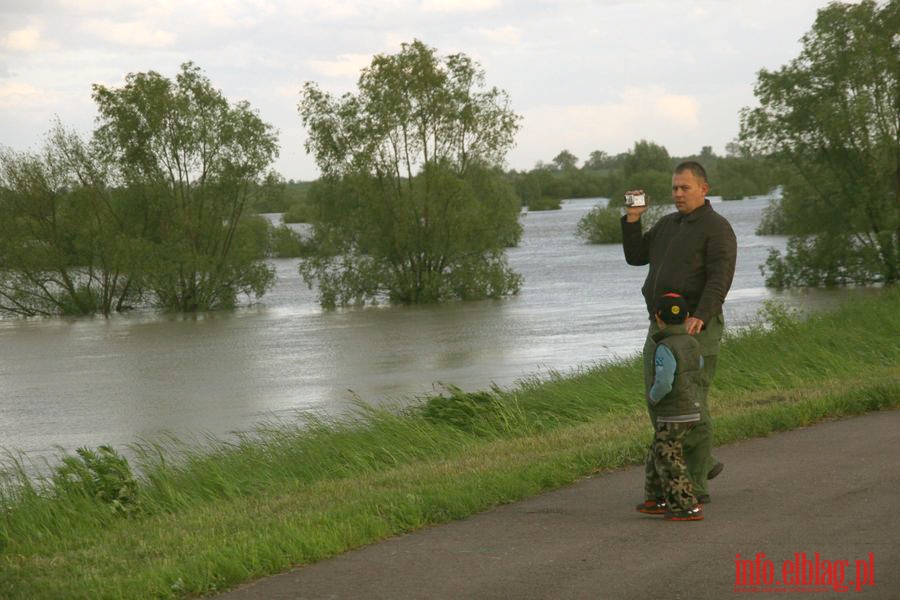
[1,290,898,599]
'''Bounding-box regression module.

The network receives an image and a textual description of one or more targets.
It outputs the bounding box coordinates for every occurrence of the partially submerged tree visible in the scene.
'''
[576,201,665,245]
[0,126,143,316]
[741,0,899,287]
[0,63,279,316]
[575,140,671,245]
[92,62,279,311]
[298,40,523,307]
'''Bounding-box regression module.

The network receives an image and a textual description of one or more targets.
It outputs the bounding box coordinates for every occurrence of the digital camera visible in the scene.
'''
[624,190,646,207]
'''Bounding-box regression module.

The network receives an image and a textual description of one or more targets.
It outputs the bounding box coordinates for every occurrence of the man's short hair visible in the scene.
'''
[655,292,689,325]
[674,161,708,185]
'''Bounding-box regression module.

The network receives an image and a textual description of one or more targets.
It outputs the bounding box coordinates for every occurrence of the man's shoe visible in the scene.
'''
[636,499,667,515]
[707,462,724,480]
[697,494,711,504]
[664,505,704,521]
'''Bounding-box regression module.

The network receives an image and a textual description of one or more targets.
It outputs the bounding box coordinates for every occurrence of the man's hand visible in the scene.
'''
[624,189,648,223]
[625,204,647,223]
[685,316,704,335]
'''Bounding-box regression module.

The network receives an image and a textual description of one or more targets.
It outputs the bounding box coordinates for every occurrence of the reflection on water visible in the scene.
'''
[0,197,878,459]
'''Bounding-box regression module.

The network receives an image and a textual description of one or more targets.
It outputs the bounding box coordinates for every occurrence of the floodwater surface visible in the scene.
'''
[0,197,873,460]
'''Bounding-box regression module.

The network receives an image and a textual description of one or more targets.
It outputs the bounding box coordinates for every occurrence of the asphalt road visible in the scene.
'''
[216,409,899,599]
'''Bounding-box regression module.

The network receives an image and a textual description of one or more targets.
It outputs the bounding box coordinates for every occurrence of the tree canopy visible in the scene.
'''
[552,150,579,172]
[741,0,899,287]
[623,140,671,179]
[92,62,279,311]
[298,40,523,308]
[0,63,279,316]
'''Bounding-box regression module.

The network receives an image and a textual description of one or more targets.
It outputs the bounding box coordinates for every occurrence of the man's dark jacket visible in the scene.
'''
[621,200,737,324]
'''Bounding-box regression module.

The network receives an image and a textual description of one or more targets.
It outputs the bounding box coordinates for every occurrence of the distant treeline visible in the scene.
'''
[506,141,780,211]
[270,141,780,222]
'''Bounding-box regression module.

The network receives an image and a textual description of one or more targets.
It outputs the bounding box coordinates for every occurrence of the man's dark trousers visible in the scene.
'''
[643,313,724,497]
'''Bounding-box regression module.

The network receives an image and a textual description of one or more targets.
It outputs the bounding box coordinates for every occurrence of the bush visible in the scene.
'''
[575,205,624,244]
[267,224,307,258]
[52,446,138,515]
[761,234,884,288]
[576,203,665,245]
[527,196,561,211]
[283,200,317,224]
[756,198,792,235]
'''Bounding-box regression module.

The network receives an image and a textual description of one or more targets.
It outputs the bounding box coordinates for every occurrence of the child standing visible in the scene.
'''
[636,292,705,521]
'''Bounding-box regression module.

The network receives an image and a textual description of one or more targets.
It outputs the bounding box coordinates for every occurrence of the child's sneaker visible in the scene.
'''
[664,505,704,521]
[635,499,667,514]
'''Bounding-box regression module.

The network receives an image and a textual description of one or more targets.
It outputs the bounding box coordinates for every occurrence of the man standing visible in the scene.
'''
[621,161,737,502]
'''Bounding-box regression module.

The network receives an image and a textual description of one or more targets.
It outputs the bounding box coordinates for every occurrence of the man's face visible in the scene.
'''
[671,170,709,214]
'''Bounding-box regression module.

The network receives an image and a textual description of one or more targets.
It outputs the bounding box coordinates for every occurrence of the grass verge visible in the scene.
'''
[1,289,898,599]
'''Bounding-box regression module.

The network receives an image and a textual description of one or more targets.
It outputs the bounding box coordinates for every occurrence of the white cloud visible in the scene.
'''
[422,0,501,14]
[479,25,523,45]
[284,0,365,20]
[0,81,58,108]
[56,0,141,11]
[525,86,699,136]
[384,32,417,51]
[2,26,57,52]
[655,94,699,127]
[198,0,278,28]
[305,53,373,78]
[513,86,702,166]
[275,83,300,98]
[81,19,176,48]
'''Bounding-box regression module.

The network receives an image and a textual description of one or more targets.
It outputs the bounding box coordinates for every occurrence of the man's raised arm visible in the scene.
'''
[621,204,652,265]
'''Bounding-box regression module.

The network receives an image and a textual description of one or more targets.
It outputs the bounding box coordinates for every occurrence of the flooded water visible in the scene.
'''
[0,197,874,460]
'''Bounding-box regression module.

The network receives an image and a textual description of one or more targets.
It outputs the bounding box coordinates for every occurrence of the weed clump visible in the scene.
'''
[52,445,139,515]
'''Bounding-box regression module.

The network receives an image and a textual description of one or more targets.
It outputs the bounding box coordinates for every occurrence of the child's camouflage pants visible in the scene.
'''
[644,421,700,511]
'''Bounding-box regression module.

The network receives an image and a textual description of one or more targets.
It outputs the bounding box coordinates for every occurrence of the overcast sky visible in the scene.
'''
[1,0,839,181]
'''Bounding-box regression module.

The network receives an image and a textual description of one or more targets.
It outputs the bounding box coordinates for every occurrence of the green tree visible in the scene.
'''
[623,140,671,178]
[267,224,308,258]
[575,205,625,244]
[575,140,677,244]
[249,171,292,214]
[576,200,665,245]
[715,156,780,200]
[623,169,671,209]
[725,141,747,158]
[582,150,609,171]
[552,149,579,172]
[0,125,144,316]
[92,62,279,310]
[740,0,899,287]
[298,40,523,308]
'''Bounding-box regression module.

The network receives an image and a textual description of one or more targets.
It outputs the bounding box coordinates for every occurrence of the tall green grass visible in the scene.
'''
[1,289,898,599]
